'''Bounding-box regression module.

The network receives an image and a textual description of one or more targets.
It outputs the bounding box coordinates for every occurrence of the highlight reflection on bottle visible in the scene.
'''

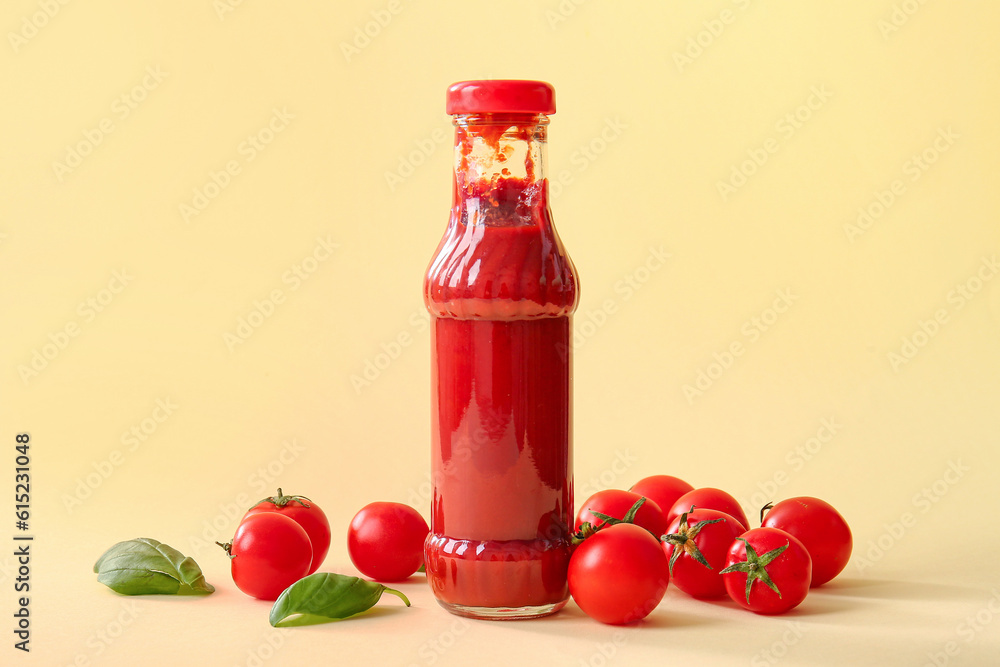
[423,80,578,620]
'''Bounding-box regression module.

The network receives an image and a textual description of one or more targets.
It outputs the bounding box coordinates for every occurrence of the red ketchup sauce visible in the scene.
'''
[423,84,578,617]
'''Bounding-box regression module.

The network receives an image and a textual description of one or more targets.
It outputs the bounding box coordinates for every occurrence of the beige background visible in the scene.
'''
[2,1,999,665]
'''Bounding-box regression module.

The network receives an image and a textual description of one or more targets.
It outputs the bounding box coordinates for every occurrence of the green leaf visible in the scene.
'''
[269,573,410,627]
[94,538,215,595]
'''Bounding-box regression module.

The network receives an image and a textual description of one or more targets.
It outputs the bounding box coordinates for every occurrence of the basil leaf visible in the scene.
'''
[94,538,215,595]
[269,573,410,627]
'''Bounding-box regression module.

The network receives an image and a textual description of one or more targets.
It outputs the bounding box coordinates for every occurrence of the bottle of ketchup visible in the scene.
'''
[423,80,578,619]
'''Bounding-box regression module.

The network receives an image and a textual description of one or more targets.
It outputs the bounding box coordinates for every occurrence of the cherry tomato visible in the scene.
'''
[761,496,852,587]
[243,488,331,575]
[666,487,748,531]
[568,523,670,625]
[720,527,812,614]
[574,489,667,537]
[348,502,429,582]
[661,508,745,599]
[629,475,694,519]
[221,512,312,600]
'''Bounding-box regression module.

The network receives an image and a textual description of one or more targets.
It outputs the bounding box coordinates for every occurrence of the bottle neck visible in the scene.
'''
[451,113,549,227]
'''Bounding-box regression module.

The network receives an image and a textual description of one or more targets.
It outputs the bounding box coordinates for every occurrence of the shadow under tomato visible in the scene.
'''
[779,595,854,617]
[630,610,712,629]
[815,578,985,603]
[499,599,720,639]
[660,586,852,619]
[378,573,428,587]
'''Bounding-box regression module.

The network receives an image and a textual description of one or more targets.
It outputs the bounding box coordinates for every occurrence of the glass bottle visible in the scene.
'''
[423,80,579,620]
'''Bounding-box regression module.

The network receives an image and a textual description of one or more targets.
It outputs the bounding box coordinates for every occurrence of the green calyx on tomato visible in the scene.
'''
[719,537,789,603]
[252,488,313,510]
[571,497,647,545]
[661,506,724,574]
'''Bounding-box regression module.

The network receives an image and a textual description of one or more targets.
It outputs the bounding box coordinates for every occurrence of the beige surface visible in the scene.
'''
[2,1,999,665]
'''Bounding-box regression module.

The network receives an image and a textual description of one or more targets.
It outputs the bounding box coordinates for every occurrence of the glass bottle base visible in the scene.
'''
[435,599,568,621]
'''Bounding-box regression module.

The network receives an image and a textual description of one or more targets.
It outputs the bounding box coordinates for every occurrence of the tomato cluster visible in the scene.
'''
[569,477,852,622]
[219,489,332,600]
[219,489,429,601]
[217,480,849,624]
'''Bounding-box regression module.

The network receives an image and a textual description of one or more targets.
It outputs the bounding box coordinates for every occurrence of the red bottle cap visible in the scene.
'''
[446,80,556,115]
